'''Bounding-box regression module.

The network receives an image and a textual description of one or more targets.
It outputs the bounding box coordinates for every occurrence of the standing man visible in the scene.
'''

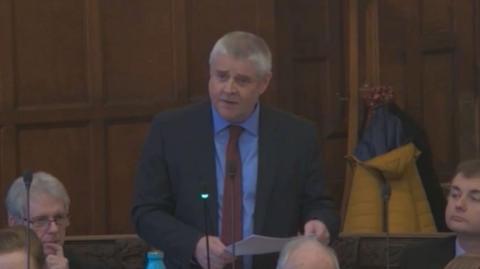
[5,171,103,269]
[132,31,340,269]
[400,159,480,269]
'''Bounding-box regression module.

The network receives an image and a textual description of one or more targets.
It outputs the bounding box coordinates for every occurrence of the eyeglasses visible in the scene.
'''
[23,214,70,230]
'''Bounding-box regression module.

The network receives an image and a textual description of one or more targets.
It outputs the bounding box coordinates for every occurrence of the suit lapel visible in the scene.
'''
[254,107,280,233]
[189,102,219,235]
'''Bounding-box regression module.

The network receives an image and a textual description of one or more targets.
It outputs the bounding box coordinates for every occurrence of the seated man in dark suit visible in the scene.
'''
[0,226,45,269]
[400,159,480,269]
[5,171,104,269]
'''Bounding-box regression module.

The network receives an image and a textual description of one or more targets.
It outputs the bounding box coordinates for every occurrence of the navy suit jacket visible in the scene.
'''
[400,236,455,269]
[131,101,339,268]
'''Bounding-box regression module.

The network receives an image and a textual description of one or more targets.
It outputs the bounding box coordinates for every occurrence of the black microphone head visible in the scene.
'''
[23,171,33,190]
[200,181,209,200]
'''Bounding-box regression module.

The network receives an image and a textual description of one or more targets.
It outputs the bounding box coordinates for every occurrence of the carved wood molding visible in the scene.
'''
[65,233,454,269]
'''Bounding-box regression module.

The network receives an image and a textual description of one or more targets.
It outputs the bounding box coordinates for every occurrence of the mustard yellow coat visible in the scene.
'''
[343,143,437,233]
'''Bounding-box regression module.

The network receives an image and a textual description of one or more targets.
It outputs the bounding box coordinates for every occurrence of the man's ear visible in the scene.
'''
[259,72,272,95]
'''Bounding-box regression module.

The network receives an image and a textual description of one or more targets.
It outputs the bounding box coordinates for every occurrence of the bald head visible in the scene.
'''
[277,237,339,269]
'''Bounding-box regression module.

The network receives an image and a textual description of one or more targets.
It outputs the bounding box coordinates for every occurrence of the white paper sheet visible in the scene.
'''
[225,234,293,256]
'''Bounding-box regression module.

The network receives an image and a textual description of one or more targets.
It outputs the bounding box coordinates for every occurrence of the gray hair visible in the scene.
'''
[209,31,272,77]
[5,171,70,218]
[277,236,340,269]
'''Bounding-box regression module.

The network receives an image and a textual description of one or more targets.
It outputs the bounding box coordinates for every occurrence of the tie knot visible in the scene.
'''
[228,125,243,141]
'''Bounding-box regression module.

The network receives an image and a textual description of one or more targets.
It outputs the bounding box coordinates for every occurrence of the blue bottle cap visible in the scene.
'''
[147,251,164,259]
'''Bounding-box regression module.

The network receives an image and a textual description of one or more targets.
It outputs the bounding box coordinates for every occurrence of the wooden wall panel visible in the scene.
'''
[288,0,335,121]
[276,0,346,206]
[0,127,3,198]
[291,0,329,53]
[453,1,478,160]
[105,120,150,234]
[0,0,278,235]
[421,0,452,33]
[14,0,88,108]
[377,0,478,182]
[0,126,5,227]
[477,1,480,158]
[17,124,92,234]
[378,0,410,107]
[99,0,176,106]
[292,62,326,122]
[289,0,345,138]
[417,0,476,179]
[478,0,480,93]
[0,0,13,110]
[422,53,455,175]
[0,126,16,227]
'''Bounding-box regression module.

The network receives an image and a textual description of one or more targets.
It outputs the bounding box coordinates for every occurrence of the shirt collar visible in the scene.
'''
[455,237,466,256]
[211,104,260,136]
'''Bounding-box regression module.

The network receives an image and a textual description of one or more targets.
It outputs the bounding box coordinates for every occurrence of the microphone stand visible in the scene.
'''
[380,174,391,269]
[23,171,33,269]
[200,191,211,269]
[362,164,391,269]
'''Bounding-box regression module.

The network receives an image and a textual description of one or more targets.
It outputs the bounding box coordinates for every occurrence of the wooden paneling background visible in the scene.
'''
[0,0,279,235]
[373,0,479,182]
[275,0,347,202]
[0,0,478,236]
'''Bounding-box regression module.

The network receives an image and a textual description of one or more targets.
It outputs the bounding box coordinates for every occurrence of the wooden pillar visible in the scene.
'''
[341,0,382,224]
[341,0,360,222]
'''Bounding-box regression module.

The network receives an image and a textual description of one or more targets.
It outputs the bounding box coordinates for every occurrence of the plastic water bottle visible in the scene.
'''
[145,251,166,269]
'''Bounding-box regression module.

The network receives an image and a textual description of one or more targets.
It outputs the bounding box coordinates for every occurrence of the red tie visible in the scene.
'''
[221,125,243,246]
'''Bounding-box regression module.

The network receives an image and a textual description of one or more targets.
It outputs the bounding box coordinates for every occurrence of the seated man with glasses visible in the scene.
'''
[5,171,102,269]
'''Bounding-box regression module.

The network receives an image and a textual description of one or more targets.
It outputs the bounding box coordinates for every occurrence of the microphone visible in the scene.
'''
[381,179,391,202]
[200,183,211,269]
[23,171,33,269]
[380,176,391,269]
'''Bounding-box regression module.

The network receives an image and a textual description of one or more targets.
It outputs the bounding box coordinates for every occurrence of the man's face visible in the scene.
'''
[9,193,69,256]
[0,251,38,269]
[445,174,480,236]
[209,53,271,123]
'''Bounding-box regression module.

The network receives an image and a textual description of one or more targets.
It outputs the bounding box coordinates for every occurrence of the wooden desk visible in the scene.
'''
[334,233,454,269]
[65,233,454,269]
[65,234,149,269]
